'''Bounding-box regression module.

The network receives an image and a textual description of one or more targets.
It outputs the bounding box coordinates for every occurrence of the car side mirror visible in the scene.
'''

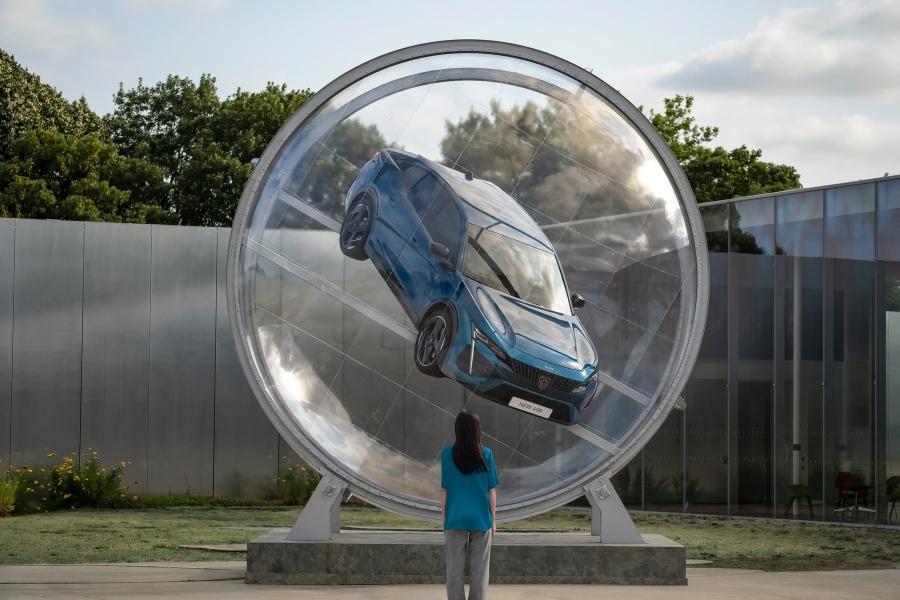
[571,293,586,310]
[430,241,453,266]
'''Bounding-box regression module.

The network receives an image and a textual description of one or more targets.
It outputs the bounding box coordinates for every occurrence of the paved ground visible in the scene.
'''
[1,562,899,599]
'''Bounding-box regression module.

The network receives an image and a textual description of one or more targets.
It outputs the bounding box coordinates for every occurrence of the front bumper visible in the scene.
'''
[448,336,597,425]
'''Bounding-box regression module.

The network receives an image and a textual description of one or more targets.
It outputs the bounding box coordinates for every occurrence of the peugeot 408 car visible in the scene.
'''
[339,148,599,425]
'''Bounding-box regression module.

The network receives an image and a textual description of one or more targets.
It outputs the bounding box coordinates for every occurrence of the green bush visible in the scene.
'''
[277,464,320,505]
[11,451,137,514]
[0,475,17,516]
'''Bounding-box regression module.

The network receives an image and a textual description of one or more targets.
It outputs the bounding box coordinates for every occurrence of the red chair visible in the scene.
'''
[834,471,871,520]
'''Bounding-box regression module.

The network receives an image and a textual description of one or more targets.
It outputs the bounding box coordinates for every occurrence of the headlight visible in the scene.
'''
[473,327,506,361]
[476,288,506,335]
[575,328,596,367]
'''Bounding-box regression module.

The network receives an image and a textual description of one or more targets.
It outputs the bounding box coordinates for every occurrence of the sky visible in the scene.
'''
[1,0,898,187]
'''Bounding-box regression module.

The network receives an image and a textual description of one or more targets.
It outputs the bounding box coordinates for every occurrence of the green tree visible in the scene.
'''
[106,76,313,225]
[647,95,801,203]
[0,130,172,223]
[212,83,313,163]
[0,50,102,160]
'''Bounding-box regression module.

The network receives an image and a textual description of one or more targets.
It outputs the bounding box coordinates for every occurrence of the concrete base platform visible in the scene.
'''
[246,530,685,585]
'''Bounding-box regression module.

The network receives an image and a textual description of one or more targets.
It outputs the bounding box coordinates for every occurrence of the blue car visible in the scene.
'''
[339,149,599,425]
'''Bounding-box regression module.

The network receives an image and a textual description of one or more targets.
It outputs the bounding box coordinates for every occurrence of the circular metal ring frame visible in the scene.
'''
[227,39,709,522]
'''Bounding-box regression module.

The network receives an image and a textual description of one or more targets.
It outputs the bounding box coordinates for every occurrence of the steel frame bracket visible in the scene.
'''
[286,474,348,541]
[584,477,644,544]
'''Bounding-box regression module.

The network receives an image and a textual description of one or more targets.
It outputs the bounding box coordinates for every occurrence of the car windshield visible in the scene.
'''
[462,225,570,314]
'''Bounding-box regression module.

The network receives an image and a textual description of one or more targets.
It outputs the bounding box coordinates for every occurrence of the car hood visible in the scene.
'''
[479,286,579,364]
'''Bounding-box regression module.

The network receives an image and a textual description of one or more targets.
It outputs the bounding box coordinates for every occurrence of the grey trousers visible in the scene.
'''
[445,530,492,600]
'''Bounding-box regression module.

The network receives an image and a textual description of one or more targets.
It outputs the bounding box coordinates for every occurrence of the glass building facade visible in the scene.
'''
[613,175,900,524]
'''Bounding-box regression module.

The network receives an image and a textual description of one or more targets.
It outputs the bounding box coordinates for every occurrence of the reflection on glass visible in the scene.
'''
[879,180,900,521]
[730,198,774,516]
[776,192,824,520]
[233,51,701,512]
[825,184,875,521]
[463,225,569,314]
[613,178,900,523]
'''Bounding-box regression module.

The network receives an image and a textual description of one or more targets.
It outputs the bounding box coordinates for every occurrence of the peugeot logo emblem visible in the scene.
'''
[537,374,551,392]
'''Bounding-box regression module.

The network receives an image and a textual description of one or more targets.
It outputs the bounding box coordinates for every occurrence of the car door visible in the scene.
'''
[405,191,464,322]
[364,160,425,304]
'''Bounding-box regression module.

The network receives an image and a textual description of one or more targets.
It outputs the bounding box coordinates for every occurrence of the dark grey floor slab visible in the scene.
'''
[246,530,685,585]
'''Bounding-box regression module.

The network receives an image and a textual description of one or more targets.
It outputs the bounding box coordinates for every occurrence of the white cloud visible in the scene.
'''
[0,0,113,57]
[750,112,900,184]
[120,0,232,13]
[658,0,900,98]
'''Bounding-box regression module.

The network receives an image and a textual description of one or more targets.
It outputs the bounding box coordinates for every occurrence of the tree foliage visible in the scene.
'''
[0,130,172,222]
[1,48,801,228]
[647,95,801,202]
[0,50,102,160]
[105,76,313,225]
[0,51,313,226]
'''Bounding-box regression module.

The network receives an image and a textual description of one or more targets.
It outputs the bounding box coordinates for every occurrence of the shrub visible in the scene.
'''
[0,475,17,516]
[11,451,136,514]
[277,464,320,505]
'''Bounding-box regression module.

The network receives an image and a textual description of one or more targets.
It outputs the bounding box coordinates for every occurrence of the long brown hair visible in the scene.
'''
[452,410,487,474]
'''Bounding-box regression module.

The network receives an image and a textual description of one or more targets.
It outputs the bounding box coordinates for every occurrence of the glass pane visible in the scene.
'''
[685,204,728,514]
[878,179,900,262]
[825,184,875,522]
[825,184,875,261]
[776,192,824,520]
[879,180,900,522]
[731,198,774,517]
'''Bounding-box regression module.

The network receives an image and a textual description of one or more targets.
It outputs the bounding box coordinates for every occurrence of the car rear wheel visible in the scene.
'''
[415,307,453,377]
[339,195,373,260]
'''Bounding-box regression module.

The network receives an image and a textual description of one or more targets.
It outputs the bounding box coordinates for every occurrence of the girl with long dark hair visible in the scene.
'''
[440,410,499,600]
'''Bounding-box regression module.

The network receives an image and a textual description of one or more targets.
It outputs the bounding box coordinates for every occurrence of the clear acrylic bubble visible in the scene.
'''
[228,43,708,520]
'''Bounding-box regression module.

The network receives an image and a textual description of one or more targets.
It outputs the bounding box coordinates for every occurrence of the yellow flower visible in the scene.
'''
[132,495,138,502]
[46,452,56,458]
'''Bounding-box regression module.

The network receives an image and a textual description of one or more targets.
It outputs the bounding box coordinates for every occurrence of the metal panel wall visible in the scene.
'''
[11,219,84,467]
[213,227,278,498]
[0,219,14,471]
[81,222,151,492]
[148,225,217,494]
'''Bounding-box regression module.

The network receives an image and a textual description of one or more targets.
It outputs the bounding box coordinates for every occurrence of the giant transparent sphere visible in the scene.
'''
[227,42,708,520]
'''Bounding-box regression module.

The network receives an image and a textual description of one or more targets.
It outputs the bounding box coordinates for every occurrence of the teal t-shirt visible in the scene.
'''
[440,446,500,532]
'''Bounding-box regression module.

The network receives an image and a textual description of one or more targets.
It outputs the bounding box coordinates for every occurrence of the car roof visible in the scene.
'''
[385,149,554,253]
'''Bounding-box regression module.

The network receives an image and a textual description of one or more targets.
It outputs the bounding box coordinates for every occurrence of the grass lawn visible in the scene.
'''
[1,506,899,570]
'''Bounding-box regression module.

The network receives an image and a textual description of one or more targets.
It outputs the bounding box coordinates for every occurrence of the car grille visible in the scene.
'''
[504,357,583,396]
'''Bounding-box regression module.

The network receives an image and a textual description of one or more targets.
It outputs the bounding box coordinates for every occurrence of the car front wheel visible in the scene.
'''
[415,308,453,377]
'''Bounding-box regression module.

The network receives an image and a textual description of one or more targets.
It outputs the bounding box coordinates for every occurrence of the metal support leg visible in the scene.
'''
[286,474,348,541]
[584,477,643,544]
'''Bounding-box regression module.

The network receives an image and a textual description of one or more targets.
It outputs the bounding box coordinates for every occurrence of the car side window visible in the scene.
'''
[423,198,462,261]
[402,165,441,220]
